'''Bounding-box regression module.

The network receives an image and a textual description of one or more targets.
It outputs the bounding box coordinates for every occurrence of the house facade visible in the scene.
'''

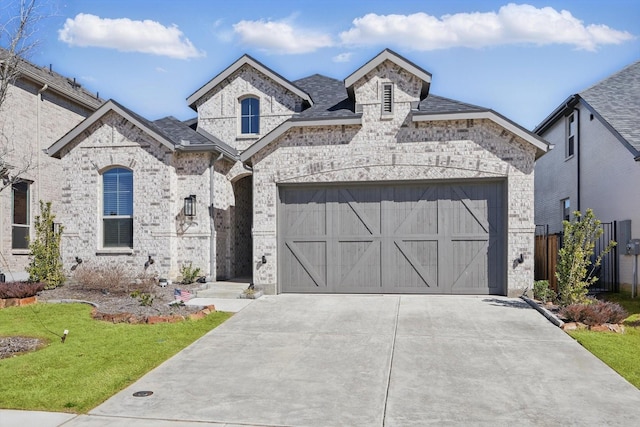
[0,52,102,281]
[49,49,547,296]
[534,60,640,291]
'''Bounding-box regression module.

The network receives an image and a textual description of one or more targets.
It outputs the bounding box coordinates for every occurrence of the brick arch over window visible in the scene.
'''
[102,167,133,248]
[239,96,260,134]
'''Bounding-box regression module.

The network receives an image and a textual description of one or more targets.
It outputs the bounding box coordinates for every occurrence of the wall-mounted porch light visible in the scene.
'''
[184,195,196,217]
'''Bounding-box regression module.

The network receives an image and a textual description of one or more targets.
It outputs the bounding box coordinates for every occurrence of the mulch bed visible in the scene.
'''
[0,336,47,359]
[37,281,207,318]
[1,281,216,358]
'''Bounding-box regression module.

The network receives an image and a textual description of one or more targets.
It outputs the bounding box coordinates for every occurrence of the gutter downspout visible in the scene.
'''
[574,107,580,211]
[37,84,48,208]
[209,152,224,281]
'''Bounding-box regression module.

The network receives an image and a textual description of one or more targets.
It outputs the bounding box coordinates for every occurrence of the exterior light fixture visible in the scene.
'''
[184,195,196,217]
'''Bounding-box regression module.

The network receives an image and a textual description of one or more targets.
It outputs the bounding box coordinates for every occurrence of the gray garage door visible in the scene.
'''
[278,180,506,294]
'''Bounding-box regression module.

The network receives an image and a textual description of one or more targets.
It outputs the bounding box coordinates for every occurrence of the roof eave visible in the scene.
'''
[533,95,580,135]
[344,49,432,100]
[18,67,102,111]
[47,100,176,158]
[413,110,549,159]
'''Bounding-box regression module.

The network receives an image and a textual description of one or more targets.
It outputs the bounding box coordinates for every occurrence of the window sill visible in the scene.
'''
[96,248,134,256]
[236,135,260,141]
[11,250,30,255]
[564,155,575,161]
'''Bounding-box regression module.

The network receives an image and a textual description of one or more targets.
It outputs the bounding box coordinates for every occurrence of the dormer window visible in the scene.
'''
[381,83,394,116]
[240,97,260,135]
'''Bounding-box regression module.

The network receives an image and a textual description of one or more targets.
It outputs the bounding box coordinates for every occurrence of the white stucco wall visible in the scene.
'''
[535,103,640,289]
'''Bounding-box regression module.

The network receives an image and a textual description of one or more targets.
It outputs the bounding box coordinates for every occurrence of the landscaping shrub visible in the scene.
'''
[0,282,45,299]
[556,209,616,306]
[72,264,135,295]
[180,262,201,284]
[27,201,65,289]
[533,280,556,303]
[561,300,628,325]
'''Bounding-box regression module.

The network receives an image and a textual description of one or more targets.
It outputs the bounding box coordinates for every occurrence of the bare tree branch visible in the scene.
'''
[0,0,43,192]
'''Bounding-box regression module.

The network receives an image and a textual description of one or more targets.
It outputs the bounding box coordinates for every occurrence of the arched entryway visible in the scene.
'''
[230,175,252,278]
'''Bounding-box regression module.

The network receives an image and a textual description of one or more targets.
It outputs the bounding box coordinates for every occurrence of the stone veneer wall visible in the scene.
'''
[194,64,302,152]
[249,61,536,296]
[0,79,95,277]
[57,111,217,281]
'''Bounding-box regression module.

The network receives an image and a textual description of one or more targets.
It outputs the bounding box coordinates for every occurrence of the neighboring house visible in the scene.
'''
[0,51,103,280]
[49,49,547,296]
[534,60,640,291]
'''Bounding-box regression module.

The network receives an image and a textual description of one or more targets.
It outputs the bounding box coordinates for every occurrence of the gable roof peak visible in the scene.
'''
[344,49,432,100]
[186,53,313,110]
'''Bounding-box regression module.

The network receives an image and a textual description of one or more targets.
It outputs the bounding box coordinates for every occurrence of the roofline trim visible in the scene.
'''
[18,66,102,110]
[534,96,640,159]
[240,116,362,162]
[186,54,313,109]
[413,110,549,157]
[533,94,580,135]
[344,49,432,99]
[47,100,175,158]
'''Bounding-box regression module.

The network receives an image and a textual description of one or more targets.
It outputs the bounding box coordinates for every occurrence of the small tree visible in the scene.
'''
[27,200,64,288]
[555,209,616,306]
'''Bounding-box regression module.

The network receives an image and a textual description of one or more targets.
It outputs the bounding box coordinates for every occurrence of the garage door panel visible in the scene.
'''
[337,240,381,290]
[279,181,505,295]
[389,240,438,291]
[451,240,489,290]
[283,241,327,291]
[389,187,438,235]
[282,188,327,236]
[337,188,381,236]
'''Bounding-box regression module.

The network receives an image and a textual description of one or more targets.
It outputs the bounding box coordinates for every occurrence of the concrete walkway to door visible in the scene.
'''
[63,295,640,426]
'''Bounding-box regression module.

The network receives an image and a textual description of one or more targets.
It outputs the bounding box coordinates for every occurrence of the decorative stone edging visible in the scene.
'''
[42,298,216,324]
[90,305,217,324]
[521,295,564,328]
[0,296,38,309]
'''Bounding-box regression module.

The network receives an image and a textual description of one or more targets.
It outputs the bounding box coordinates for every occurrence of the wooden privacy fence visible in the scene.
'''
[534,233,559,292]
[535,221,618,294]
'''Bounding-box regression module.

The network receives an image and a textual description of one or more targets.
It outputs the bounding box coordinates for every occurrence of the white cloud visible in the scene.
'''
[233,19,333,54]
[339,4,634,51]
[332,52,352,63]
[58,13,205,59]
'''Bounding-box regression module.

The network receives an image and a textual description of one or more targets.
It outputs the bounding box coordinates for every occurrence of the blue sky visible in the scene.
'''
[13,0,640,130]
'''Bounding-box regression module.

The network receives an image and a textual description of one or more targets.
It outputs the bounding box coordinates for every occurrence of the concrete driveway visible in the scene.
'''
[66,295,640,426]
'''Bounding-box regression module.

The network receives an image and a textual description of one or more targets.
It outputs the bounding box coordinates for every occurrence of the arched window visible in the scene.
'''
[103,168,133,248]
[240,97,259,134]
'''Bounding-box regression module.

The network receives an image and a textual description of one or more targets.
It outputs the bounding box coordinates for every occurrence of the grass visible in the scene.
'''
[568,292,640,388]
[0,303,231,413]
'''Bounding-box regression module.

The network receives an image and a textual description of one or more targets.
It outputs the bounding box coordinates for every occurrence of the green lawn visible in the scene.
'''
[568,292,640,389]
[0,303,231,413]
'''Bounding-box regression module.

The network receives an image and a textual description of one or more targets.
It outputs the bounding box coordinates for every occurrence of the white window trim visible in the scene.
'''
[565,113,576,160]
[238,95,261,137]
[100,167,134,250]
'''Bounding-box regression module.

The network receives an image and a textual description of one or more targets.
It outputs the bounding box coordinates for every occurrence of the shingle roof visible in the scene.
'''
[417,94,487,114]
[0,48,103,110]
[292,74,357,120]
[579,60,640,152]
[153,116,213,146]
